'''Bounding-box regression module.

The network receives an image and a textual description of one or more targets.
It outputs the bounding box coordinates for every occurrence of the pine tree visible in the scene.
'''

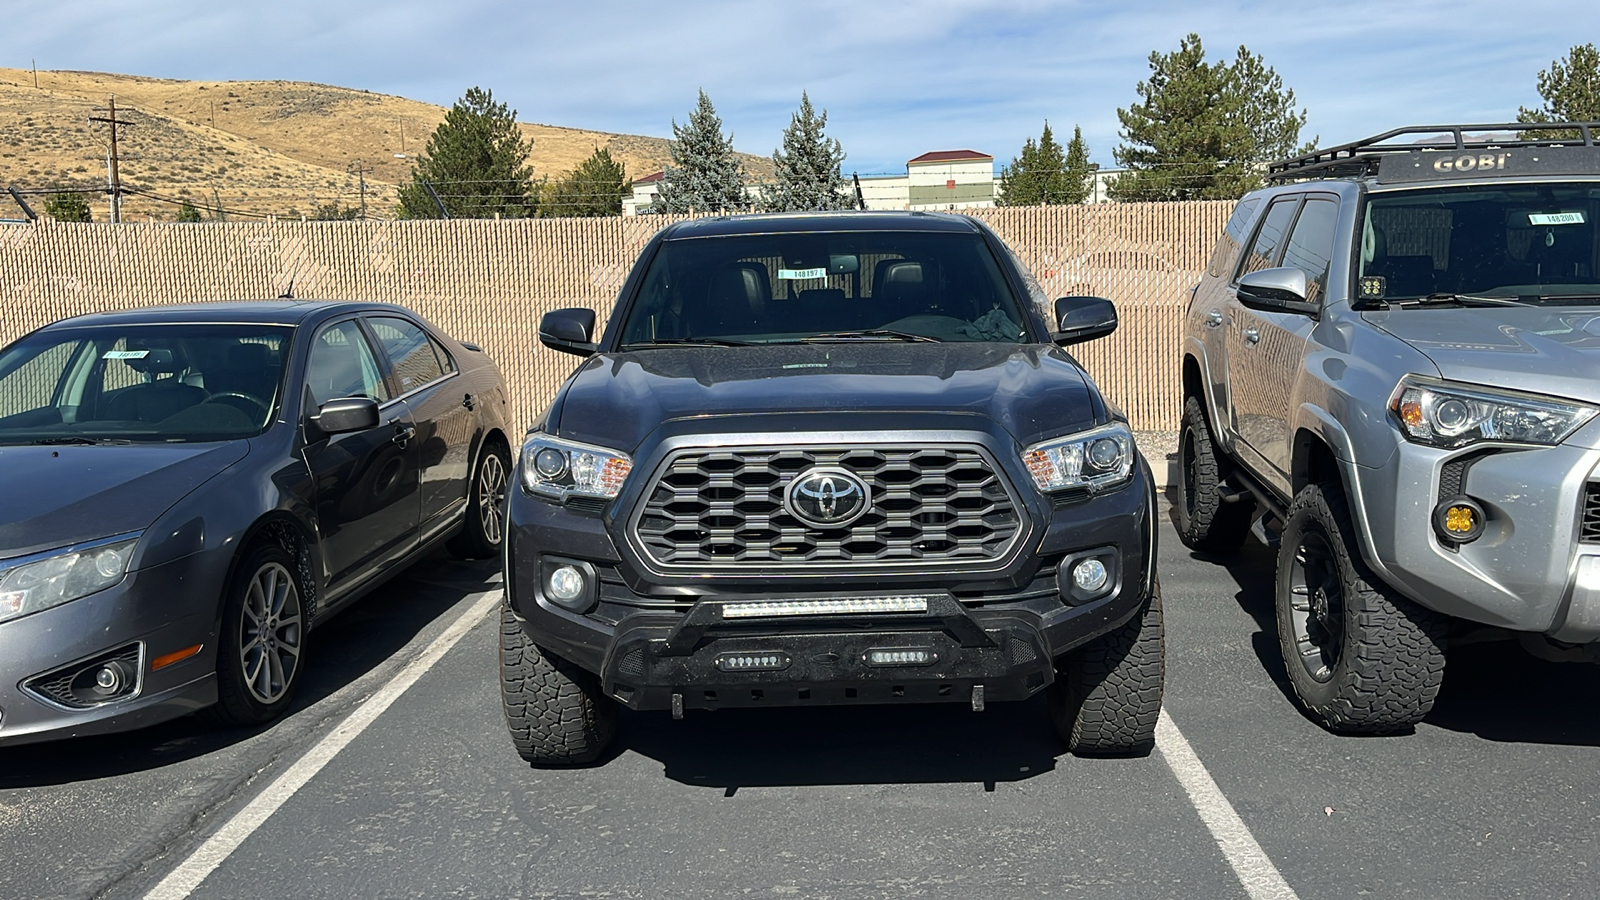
[999,122,1080,206]
[1111,34,1308,201]
[1519,43,1600,136]
[541,147,630,217]
[397,87,536,219]
[1062,126,1095,205]
[44,190,92,222]
[652,90,748,214]
[760,92,851,212]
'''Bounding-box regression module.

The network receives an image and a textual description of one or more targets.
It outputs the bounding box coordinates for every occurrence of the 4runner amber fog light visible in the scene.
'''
[1433,495,1486,543]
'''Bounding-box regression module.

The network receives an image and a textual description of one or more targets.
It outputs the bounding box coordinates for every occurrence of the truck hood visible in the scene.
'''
[1364,307,1600,404]
[552,343,1100,452]
[0,441,249,561]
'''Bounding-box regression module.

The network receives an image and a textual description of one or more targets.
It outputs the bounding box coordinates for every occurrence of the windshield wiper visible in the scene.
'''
[799,329,942,343]
[29,436,133,446]
[1395,293,1534,309]
[621,337,757,349]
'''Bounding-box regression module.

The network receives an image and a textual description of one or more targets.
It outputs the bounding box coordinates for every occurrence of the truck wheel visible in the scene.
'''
[1174,396,1251,553]
[449,441,511,560]
[1275,481,1446,733]
[1051,580,1165,756]
[500,607,615,765]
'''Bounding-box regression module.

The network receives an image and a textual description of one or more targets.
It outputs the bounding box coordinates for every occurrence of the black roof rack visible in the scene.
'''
[1265,122,1600,181]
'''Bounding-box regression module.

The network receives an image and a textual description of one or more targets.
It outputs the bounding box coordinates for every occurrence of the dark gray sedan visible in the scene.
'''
[0,301,512,744]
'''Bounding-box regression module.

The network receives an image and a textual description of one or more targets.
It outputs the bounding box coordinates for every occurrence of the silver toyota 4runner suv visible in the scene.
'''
[1178,122,1600,733]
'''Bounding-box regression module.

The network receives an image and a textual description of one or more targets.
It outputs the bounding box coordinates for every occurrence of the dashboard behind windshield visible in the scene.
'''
[0,323,292,444]
[1362,184,1600,301]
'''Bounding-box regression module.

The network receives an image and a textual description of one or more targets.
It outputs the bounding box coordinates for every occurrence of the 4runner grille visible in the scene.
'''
[632,445,1024,571]
[1582,483,1600,544]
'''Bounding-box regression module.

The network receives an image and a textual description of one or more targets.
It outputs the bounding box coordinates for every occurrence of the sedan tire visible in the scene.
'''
[449,441,511,560]
[210,543,306,726]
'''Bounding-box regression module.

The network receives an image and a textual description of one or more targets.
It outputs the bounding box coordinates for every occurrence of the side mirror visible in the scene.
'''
[1052,296,1118,346]
[540,308,598,357]
[311,397,379,435]
[1237,267,1318,316]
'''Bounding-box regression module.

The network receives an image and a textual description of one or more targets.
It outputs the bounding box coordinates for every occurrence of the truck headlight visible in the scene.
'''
[1022,423,1135,493]
[1389,375,1596,449]
[520,434,632,500]
[0,535,140,625]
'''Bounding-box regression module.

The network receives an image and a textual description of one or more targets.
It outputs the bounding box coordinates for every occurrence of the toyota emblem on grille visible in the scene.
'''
[784,467,871,529]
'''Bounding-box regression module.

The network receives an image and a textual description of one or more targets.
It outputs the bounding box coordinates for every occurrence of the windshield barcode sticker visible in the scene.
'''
[103,350,149,359]
[1529,212,1586,226]
[778,267,827,280]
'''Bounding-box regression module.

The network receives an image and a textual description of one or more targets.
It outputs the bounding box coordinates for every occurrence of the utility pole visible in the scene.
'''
[348,160,370,218]
[89,95,132,223]
[32,59,38,90]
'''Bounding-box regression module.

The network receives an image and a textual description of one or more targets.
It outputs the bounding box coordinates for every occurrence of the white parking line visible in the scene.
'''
[1157,710,1300,900]
[143,590,503,900]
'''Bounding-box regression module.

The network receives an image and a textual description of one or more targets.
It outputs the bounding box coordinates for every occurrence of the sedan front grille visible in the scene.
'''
[632,445,1025,571]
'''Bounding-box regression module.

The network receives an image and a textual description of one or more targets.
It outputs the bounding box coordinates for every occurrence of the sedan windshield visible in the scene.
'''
[0,323,292,444]
[617,231,1032,347]
[1361,184,1600,303]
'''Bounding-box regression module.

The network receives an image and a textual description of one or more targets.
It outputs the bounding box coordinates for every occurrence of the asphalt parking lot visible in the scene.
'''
[5,493,1600,900]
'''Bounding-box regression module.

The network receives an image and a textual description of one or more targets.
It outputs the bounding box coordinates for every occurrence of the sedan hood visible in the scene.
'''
[0,441,249,560]
[553,343,1100,451]
[1365,307,1600,405]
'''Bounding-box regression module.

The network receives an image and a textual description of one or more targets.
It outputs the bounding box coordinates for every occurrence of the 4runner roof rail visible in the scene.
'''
[1266,121,1600,181]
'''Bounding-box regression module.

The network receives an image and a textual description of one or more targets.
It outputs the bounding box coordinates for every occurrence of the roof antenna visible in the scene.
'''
[279,274,296,299]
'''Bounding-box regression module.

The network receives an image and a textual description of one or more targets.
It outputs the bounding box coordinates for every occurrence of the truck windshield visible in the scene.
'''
[618,231,1032,347]
[0,323,292,444]
[1361,184,1600,303]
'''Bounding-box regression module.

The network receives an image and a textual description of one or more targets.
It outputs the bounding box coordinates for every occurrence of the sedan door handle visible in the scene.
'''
[1206,309,1224,328]
[462,392,475,411]
[391,423,417,448]
[1244,326,1261,344]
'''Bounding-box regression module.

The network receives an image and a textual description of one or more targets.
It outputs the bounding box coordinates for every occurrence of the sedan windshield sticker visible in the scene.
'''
[1528,211,1587,226]
[103,349,149,359]
[778,267,827,280]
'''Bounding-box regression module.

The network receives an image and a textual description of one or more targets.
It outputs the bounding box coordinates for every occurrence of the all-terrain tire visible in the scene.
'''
[449,440,512,560]
[1275,481,1447,733]
[1050,579,1165,756]
[500,607,616,765]
[1174,395,1251,553]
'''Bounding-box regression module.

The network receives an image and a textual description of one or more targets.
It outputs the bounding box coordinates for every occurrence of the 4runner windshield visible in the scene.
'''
[0,323,292,444]
[617,231,1032,347]
[1360,184,1600,304]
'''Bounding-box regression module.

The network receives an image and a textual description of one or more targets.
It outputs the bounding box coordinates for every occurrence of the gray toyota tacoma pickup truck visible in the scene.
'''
[1178,122,1600,733]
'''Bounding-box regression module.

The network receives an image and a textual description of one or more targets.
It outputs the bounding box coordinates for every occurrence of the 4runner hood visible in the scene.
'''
[553,343,1099,451]
[0,441,248,560]
[1365,307,1600,404]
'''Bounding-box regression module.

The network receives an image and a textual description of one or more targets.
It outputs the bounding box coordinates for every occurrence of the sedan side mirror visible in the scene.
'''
[540,308,598,357]
[1052,296,1118,346]
[1237,267,1318,316]
[311,397,379,435]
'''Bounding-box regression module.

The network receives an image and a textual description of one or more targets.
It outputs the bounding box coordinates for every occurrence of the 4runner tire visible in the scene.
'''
[500,607,616,765]
[448,441,511,560]
[1174,396,1251,553]
[1275,481,1446,733]
[1050,579,1164,756]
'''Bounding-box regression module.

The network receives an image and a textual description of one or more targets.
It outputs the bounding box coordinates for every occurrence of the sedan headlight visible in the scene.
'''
[0,535,140,625]
[1389,375,1597,449]
[520,433,633,500]
[1022,423,1136,493]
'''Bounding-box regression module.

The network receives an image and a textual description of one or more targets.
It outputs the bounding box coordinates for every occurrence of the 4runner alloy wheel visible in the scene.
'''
[211,544,305,725]
[1050,579,1165,755]
[1174,396,1251,553]
[449,442,511,559]
[1274,481,1446,734]
[500,607,616,765]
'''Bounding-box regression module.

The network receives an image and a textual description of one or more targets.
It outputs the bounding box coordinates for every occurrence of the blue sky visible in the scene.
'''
[4,0,1596,175]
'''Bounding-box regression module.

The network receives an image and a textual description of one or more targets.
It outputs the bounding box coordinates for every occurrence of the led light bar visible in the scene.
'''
[864,648,938,667]
[714,653,792,672]
[720,596,933,619]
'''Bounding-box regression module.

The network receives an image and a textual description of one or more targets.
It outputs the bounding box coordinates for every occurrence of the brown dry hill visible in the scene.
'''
[0,68,771,221]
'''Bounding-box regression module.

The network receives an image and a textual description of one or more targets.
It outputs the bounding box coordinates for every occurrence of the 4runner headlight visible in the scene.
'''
[1390,375,1597,449]
[1022,423,1135,493]
[0,535,140,625]
[520,434,633,500]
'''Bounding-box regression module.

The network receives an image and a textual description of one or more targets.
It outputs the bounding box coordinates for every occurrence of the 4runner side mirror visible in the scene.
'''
[540,308,599,357]
[1236,268,1319,316]
[311,397,379,435]
[1052,296,1118,346]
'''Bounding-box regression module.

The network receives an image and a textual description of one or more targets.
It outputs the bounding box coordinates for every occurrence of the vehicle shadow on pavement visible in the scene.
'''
[0,553,500,789]
[617,696,1070,790]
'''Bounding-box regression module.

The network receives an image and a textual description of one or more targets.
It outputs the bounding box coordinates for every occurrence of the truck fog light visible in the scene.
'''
[546,565,586,604]
[715,652,791,672]
[1072,558,1109,592]
[1433,495,1486,543]
[864,648,937,667]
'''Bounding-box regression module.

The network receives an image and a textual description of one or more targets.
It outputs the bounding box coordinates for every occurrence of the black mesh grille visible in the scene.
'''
[1439,459,1468,498]
[633,445,1024,570]
[1582,483,1600,544]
